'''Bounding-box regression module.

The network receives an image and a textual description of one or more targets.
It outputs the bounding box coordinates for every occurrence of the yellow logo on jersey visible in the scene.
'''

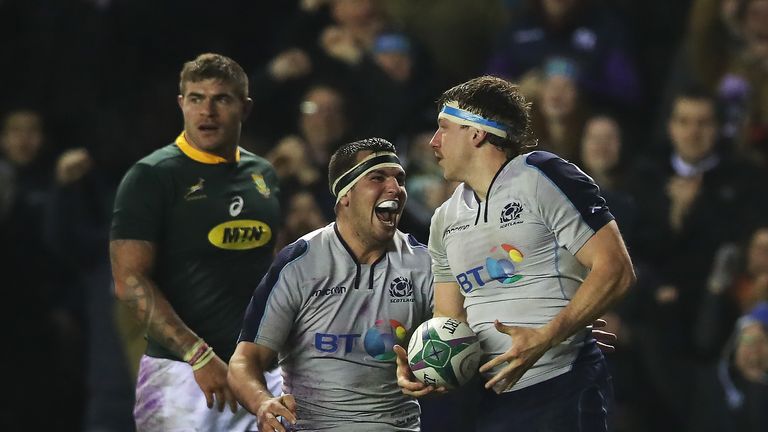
[208,220,272,250]
[251,173,271,198]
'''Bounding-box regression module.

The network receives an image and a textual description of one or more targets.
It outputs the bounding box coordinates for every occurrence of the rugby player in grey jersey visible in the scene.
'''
[229,138,433,431]
[396,75,635,431]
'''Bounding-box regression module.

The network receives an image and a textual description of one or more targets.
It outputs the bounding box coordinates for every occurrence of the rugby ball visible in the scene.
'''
[407,317,482,389]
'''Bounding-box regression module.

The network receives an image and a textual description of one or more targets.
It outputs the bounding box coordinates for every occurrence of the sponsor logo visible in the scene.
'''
[207,220,272,250]
[184,178,206,200]
[229,196,244,217]
[444,224,470,237]
[500,201,523,228]
[390,277,414,303]
[251,173,271,198]
[456,243,525,293]
[310,286,347,297]
[364,319,408,361]
[315,333,360,353]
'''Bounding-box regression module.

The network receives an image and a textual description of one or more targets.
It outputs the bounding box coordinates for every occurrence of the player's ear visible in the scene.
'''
[242,97,254,120]
[339,194,350,207]
[177,94,184,110]
[472,128,487,147]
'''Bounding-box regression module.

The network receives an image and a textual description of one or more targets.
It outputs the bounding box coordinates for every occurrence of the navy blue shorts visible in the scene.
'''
[475,344,613,432]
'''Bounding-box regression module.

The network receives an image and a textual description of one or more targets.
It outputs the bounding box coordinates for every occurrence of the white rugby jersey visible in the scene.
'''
[429,151,614,392]
[239,223,433,431]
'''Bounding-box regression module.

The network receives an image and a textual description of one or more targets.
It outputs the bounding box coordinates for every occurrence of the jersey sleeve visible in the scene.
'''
[110,163,166,242]
[528,153,614,254]
[428,205,455,284]
[238,239,308,352]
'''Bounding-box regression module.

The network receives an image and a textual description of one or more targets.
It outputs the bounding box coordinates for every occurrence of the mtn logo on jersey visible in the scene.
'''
[251,173,271,198]
[390,277,414,303]
[456,243,525,293]
[500,201,523,228]
[207,220,272,250]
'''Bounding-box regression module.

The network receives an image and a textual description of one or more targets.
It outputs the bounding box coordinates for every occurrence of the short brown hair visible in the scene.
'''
[437,75,536,158]
[179,53,249,100]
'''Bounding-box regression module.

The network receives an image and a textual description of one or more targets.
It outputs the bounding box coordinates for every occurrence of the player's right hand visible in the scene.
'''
[394,345,446,397]
[192,354,239,413]
[257,394,297,432]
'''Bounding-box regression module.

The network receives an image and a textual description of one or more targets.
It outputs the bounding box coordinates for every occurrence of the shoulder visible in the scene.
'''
[521,151,592,185]
[239,149,275,170]
[134,143,185,169]
[393,231,431,262]
[276,224,331,267]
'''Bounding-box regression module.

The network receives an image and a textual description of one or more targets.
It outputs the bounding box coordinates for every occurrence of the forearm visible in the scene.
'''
[541,264,633,348]
[433,282,467,322]
[228,354,273,415]
[116,273,200,357]
[110,239,200,359]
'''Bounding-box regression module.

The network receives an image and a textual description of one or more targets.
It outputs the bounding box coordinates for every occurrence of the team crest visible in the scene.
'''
[390,276,414,303]
[500,201,523,228]
[251,173,271,198]
[184,178,206,200]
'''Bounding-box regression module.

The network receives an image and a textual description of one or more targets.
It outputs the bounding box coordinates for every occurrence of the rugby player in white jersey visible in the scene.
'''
[396,75,635,432]
[229,138,433,431]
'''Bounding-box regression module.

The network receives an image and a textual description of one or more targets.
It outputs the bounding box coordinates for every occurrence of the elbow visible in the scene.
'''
[614,259,636,301]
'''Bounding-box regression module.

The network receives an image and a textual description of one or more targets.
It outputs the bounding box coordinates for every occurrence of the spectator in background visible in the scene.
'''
[579,115,636,242]
[486,0,640,111]
[626,86,766,431]
[662,0,768,164]
[383,0,507,91]
[0,108,84,430]
[45,146,138,432]
[273,190,329,251]
[249,0,395,144]
[688,302,768,432]
[266,83,352,219]
[530,57,590,162]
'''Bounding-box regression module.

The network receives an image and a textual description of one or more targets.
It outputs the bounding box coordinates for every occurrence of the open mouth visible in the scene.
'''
[198,124,220,133]
[375,200,399,226]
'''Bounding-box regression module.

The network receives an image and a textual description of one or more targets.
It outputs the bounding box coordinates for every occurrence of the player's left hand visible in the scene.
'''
[393,345,447,397]
[591,318,617,353]
[479,320,551,393]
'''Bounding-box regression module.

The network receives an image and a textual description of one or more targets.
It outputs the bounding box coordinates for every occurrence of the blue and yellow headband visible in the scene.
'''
[437,101,509,138]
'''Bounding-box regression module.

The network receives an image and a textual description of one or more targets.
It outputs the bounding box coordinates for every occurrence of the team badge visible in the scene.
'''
[184,178,206,200]
[251,173,271,198]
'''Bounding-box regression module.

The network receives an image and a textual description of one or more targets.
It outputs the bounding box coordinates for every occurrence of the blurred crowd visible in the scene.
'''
[1,0,768,431]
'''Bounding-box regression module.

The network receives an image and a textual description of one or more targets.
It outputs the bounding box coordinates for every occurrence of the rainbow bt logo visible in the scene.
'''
[363,319,408,361]
[486,244,524,284]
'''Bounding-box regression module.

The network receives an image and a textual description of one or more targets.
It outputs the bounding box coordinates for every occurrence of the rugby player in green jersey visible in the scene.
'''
[110,53,282,431]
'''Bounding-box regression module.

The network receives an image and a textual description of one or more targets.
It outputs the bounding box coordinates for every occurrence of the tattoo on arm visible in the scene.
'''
[111,240,199,358]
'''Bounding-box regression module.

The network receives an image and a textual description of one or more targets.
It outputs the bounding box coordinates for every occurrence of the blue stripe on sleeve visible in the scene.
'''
[238,239,308,343]
[525,151,614,232]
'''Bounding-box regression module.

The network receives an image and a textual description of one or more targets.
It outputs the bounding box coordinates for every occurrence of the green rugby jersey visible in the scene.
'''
[111,133,280,362]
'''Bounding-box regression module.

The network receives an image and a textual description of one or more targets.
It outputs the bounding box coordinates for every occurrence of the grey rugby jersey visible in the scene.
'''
[239,223,433,431]
[429,151,614,392]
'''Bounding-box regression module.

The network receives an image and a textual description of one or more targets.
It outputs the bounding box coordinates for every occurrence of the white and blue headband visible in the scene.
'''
[437,101,509,138]
[331,151,403,204]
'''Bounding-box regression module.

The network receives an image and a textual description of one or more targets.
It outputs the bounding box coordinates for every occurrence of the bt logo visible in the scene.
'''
[456,243,524,293]
[315,333,360,353]
[314,319,408,360]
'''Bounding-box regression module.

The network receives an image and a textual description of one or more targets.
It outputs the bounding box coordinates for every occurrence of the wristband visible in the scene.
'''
[183,339,208,364]
[191,346,215,371]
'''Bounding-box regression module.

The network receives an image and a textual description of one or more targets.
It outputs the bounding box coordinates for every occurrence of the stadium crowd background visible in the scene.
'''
[1,0,767,430]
